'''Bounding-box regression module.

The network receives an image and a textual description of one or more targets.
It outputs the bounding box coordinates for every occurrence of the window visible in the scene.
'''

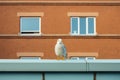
[70,57,95,60]
[20,17,41,35]
[71,17,96,36]
[17,12,44,35]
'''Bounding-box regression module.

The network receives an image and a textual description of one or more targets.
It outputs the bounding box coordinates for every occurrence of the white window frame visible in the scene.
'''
[70,57,96,60]
[20,17,41,36]
[70,17,79,35]
[71,17,96,36]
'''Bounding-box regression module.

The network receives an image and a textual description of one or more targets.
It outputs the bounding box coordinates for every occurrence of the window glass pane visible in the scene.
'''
[80,17,86,34]
[20,17,40,32]
[71,17,78,34]
[88,18,94,34]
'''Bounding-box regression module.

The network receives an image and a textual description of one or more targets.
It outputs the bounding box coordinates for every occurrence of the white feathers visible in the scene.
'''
[55,39,67,58]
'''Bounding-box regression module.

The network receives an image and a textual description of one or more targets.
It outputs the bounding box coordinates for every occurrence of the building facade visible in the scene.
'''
[0,0,120,59]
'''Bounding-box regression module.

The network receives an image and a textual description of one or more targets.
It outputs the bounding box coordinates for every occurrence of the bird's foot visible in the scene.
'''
[61,56,65,60]
[56,56,65,60]
[56,56,60,60]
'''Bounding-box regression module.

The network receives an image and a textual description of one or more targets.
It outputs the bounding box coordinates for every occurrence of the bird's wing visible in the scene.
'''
[62,44,67,57]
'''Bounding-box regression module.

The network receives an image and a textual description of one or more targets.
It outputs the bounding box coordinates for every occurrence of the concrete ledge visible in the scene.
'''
[87,59,120,71]
[0,59,86,72]
[0,59,120,72]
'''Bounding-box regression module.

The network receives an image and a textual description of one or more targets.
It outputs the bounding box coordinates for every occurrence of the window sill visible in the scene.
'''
[68,52,98,58]
[0,34,119,39]
[17,52,44,59]
[19,33,41,36]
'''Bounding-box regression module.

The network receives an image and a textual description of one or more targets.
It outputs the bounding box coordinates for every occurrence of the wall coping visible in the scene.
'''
[0,59,120,72]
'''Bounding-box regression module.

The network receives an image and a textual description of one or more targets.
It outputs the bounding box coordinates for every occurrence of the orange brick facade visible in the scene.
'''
[0,0,120,59]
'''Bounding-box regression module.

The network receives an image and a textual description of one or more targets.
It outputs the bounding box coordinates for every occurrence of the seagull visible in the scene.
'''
[55,39,67,60]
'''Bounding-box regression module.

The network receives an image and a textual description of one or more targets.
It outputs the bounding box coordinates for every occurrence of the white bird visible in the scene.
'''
[55,39,67,60]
